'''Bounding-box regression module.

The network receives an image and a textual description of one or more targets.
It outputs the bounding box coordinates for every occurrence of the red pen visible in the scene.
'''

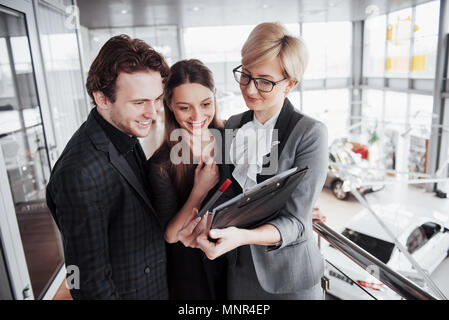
[196,179,232,218]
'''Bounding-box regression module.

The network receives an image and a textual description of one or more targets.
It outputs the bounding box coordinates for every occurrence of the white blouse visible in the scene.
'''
[230,109,281,190]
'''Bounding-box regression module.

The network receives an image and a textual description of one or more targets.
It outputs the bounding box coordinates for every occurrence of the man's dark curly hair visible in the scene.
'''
[86,34,169,105]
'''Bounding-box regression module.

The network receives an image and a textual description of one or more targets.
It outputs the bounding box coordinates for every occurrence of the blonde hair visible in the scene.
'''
[241,22,309,82]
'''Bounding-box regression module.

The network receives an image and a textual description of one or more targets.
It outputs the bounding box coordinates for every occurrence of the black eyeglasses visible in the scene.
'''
[232,65,287,93]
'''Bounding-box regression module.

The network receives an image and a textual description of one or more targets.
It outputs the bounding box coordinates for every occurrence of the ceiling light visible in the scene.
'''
[192,6,200,12]
[262,4,269,9]
[121,9,128,14]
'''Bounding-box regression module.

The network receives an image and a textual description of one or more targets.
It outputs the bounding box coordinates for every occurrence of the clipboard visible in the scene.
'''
[209,166,309,229]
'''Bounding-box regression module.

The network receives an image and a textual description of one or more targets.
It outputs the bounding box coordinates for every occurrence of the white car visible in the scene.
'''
[323,203,449,300]
[325,142,384,200]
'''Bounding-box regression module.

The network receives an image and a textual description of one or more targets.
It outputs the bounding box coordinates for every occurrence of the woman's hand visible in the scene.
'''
[177,208,209,248]
[312,207,327,224]
[197,227,247,260]
[193,157,219,196]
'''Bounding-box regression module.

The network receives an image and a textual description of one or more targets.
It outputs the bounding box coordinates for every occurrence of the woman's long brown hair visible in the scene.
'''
[151,59,222,203]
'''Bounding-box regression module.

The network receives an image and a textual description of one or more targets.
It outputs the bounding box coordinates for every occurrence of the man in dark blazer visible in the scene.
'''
[46,35,170,299]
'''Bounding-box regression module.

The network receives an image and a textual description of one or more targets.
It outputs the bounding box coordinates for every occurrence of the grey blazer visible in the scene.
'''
[220,98,328,294]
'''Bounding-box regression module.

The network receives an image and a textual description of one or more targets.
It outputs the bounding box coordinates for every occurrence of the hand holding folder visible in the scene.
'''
[207,167,309,230]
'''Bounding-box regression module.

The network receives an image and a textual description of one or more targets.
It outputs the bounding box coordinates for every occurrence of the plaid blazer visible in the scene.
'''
[46,110,168,300]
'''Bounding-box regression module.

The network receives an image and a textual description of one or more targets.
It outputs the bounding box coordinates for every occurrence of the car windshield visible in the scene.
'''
[342,228,395,264]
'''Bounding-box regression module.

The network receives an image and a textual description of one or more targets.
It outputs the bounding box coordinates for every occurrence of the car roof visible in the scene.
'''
[344,203,448,243]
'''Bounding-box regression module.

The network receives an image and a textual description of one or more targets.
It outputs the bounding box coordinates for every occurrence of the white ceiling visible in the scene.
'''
[77,0,437,29]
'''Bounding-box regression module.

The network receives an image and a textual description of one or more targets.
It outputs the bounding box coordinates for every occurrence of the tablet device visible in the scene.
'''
[209,166,309,229]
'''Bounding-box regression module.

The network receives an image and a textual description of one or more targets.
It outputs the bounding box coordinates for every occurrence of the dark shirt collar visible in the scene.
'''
[92,107,138,155]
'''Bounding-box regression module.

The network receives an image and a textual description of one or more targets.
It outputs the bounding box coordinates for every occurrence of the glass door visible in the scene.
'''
[0,4,64,299]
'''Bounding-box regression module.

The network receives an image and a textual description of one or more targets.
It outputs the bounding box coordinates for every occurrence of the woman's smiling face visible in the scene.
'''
[170,82,216,136]
[240,57,295,123]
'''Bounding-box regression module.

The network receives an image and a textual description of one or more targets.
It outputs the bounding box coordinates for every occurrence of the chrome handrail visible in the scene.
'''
[313,222,438,300]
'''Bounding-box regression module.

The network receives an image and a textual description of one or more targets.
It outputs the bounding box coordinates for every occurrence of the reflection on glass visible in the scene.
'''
[323,243,400,300]
[36,1,89,153]
[0,8,63,299]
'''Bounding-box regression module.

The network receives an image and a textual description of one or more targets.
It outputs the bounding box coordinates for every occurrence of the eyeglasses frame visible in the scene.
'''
[232,65,287,93]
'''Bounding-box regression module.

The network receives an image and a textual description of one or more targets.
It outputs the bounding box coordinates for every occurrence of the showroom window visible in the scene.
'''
[302,21,351,79]
[183,22,303,119]
[87,25,180,67]
[302,89,350,144]
[385,8,413,78]
[412,1,439,79]
[409,94,434,139]
[184,24,255,95]
[362,89,384,124]
[384,91,408,132]
[363,14,387,77]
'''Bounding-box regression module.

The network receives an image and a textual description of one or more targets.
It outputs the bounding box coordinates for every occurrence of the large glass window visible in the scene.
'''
[302,22,351,79]
[184,23,304,119]
[87,25,180,67]
[0,8,64,299]
[409,94,434,139]
[36,0,88,151]
[411,1,440,78]
[384,91,408,132]
[303,89,350,144]
[184,24,254,94]
[363,15,387,77]
[362,89,384,124]
[385,8,412,78]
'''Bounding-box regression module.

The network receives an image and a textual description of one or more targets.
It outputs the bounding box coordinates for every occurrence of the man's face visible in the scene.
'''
[106,70,163,138]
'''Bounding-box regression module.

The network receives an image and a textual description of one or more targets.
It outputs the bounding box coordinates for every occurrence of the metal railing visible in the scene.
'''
[313,222,438,300]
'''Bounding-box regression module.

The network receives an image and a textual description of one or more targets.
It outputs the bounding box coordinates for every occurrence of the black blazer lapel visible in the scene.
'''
[108,142,155,212]
[85,110,160,223]
[257,98,303,183]
[86,111,152,208]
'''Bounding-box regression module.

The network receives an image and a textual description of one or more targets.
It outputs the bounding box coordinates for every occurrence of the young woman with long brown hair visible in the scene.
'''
[146,59,226,299]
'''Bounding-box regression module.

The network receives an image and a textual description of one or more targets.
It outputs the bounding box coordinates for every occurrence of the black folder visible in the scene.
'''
[209,167,309,229]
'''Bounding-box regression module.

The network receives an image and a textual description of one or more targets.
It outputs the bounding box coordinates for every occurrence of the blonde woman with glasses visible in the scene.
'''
[180,22,329,300]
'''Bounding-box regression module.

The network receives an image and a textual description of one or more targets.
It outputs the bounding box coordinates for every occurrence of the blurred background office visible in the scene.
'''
[0,0,448,300]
